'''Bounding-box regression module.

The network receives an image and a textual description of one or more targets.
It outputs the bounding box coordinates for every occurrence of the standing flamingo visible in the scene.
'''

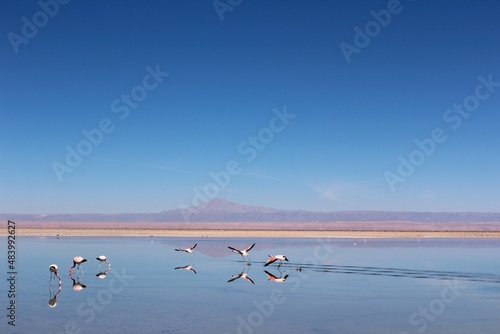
[69,256,87,274]
[175,244,197,254]
[228,243,255,264]
[96,255,110,269]
[49,264,62,285]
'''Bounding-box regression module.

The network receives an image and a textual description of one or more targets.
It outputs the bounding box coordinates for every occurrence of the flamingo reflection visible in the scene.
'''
[96,267,111,279]
[69,272,87,291]
[264,270,289,283]
[175,264,197,274]
[228,267,255,285]
[48,285,62,308]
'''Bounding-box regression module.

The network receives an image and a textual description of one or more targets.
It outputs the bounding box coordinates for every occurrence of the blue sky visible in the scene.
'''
[1,0,499,214]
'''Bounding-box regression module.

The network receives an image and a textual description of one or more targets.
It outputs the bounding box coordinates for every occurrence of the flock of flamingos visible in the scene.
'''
[48,242,290,290]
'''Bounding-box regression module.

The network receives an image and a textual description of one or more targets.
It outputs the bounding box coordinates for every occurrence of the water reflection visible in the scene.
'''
[227,266,255,285]
[264,269,289,283]
[69,272,87,291]
[174,264,197,274]
[48,285,62,308]
[295,263,500,284]
[96,267,111,279]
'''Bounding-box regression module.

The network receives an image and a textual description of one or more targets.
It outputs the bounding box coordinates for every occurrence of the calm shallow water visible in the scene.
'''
[1,237,500,333]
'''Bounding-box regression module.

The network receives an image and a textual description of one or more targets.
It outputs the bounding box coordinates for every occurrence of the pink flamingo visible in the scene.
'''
[228,243,255,264]
[69,256,87,273]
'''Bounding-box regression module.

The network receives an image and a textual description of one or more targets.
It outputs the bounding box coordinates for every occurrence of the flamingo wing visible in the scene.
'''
[228,246,242,254]
[264,257,277,267]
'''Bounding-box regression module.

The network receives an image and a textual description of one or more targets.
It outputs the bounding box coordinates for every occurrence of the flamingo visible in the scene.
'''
[49,264,62,285]
[175,243,197,254]
[96,255,110,269]
[264,270,289,283]
[174,264,197,274]
[69,256,87,273]
[228,268,255,285]
[264,254,289,267]
[228,243,255,264]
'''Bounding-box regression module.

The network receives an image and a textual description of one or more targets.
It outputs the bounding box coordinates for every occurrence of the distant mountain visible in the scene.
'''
[2,199,500,223]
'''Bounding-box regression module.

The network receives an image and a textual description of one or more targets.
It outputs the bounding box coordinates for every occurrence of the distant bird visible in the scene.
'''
[96,255,110,268]
[228,269,255,285]
[175,264,197,274]
[264,255,289,267]
[70,256,87,273]
[228,243,255,264]
[175,244,197,254]
[264,270,289,283]
[49,264,62,285]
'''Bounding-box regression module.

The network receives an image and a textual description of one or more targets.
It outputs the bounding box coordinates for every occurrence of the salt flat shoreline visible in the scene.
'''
[3,228,500,238]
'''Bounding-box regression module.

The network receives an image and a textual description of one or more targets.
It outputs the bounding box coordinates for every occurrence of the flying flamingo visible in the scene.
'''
[174,264,197,274]
[264,270,289,283]
[264,254,289,267]
[49,264,62,285]
[69,256,87,274]
[228,243,255,264]
[175,243,197,254]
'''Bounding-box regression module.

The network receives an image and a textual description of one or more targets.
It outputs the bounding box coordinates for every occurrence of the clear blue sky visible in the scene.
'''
[1,0,499,214]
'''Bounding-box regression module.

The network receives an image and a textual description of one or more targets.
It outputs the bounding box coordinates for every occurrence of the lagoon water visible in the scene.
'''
[1,237,500,333]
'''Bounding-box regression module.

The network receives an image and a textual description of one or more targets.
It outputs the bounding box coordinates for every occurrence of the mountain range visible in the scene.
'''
[2,199,500,223]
